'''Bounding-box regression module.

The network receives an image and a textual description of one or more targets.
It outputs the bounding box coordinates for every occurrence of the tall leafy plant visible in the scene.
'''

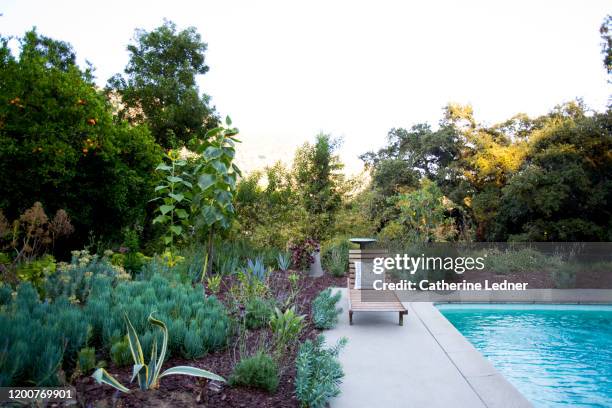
[191,116,241,268]
[152,150,192,248]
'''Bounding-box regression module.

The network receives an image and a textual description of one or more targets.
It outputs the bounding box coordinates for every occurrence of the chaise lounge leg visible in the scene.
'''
[399,312,404,326]
[349,310,353,325]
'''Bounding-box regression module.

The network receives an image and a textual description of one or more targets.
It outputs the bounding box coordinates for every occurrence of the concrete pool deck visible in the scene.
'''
[324,288,533,408]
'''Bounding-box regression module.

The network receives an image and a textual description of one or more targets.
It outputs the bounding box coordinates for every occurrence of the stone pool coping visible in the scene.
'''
[397,288,612,303]
[410,302,532,408]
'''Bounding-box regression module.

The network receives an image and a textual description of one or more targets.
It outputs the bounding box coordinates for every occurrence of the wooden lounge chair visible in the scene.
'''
[348,250,408,326]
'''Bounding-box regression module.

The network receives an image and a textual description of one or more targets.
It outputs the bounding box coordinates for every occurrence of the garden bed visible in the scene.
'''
[75,271,345,407]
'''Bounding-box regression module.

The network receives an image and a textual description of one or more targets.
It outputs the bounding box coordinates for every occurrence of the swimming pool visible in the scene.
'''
[437,304,612,408]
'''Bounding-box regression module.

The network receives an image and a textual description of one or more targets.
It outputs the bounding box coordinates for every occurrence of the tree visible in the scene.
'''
[234,162,301,249]
[380,179,457,244]
[0,30,161,247]
[108,20,218,148]
[293,134,344,240]
[494,105,612,241]
[360,118,464,231]
[601,14,612,78]
[362,100,611,242]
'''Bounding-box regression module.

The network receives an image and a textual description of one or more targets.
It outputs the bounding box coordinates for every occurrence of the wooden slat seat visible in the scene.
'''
[348,249,408,326]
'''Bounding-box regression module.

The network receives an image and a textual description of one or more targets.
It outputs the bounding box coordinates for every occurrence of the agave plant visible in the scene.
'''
[244,257,267,281]
[276,252,291,272]
[92,313,225,392]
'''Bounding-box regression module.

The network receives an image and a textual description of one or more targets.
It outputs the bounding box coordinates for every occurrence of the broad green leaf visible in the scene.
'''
[225,115,232,126]
[219,217,230,230]
[92,368,130,393]
[170,225,183,236]
[222,147,235,159]
[175,159,187,166]
[175,208,188,219]
[181,180,193,188]
[205,127,223,138]
[167,176,184,183]
[198,174,216,191]
[155,164,172,171]
[154,185,169,191]
[215,190,233,206]
[159,204,175,215]
[203,146,223,160]
[163,235,172,245]
[211,160,228,175]
[223,174,236,190]
[159,366,226,382]
[152,214,168,224]
[169,193,184,202]
[201,206,221,226]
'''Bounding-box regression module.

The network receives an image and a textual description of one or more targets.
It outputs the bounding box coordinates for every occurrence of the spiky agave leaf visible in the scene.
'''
[147,313,168,383]
[159,366,225,382]
[92,368,130,393]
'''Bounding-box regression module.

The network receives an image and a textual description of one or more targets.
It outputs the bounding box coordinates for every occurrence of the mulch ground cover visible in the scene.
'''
[74,271,345,408]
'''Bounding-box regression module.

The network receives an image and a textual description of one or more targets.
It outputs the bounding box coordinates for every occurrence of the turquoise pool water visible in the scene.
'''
[437,304,612,408]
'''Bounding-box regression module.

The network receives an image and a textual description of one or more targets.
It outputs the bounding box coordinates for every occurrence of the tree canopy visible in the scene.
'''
[363,101,612,242]
[107,20,218,148]
[0,30,161,246]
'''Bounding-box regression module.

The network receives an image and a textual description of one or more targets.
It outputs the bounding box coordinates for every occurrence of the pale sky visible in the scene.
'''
[1,0,610,174]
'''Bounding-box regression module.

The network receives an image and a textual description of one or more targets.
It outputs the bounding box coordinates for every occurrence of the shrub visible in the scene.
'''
[270,307,305,358]
[0,203,74,264]
[85,274,230,360]
[245,298,274,330]
[480,247,563,274]
[289,238,320,271]
[45,250,127,303]
[0,283,90,386]
[168,318,188,355]
[231,268,268,306]
[215,254,239,276]
[15,254,56,296]
[183,325,206,359]
[295,336,347,408]
[311,288,343,329]
[321,239,350,277]
[0,282,12,305]
[77,347,97,374]
[110,337,132,367]
[230,352,279,393]
[206,274,222,294]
